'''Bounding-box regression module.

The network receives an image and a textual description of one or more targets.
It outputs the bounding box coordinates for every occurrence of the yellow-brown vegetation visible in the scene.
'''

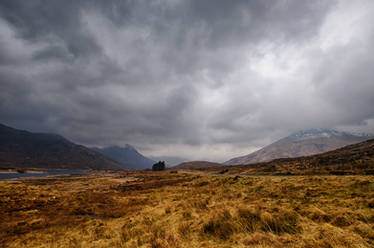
[0,172,373,247]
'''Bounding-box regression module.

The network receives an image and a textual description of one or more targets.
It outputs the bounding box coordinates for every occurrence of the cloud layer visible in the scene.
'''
[1,0,374,162]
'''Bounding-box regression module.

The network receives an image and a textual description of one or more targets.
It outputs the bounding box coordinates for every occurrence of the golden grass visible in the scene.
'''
[0,172,373,247]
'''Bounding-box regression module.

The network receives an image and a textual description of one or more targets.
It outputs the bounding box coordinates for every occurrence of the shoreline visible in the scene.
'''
[0,169,46,174]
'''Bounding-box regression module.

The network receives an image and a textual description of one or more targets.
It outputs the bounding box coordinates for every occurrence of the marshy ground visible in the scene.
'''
[0,172,373,247]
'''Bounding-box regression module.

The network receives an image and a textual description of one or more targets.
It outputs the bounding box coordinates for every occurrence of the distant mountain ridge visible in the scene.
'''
[0,123,125,170]
[224,129,374,165]
[172,161,223,170]
[92,145,155,169]
[238,138,374,175]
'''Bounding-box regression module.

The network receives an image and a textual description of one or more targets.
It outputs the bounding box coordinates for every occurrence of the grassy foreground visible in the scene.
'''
[0,172,373,248]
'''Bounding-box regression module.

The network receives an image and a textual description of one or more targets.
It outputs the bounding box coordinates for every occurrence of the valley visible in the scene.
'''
[2,1,374,247]
[1,123,374,247]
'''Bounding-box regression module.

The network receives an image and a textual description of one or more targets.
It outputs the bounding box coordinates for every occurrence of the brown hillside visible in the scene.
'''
[172,161,223,170]
[0,123,125,170]
[237,139,374,175]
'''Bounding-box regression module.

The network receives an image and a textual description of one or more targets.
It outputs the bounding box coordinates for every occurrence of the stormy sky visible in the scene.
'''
[1,0,374,163]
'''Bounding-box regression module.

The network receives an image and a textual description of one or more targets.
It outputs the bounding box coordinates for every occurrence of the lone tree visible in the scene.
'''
[152,161,166,171]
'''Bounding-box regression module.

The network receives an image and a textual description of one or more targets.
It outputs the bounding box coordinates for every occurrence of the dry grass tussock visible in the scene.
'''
[0,172,373,247]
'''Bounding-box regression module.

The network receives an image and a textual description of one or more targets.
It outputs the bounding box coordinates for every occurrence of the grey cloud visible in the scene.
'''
[0,0,373,162]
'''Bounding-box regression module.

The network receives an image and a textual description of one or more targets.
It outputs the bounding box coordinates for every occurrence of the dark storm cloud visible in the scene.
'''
[1,0,373,161]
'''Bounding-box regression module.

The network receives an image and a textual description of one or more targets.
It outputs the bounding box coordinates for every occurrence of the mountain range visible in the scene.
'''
[171,138,374,175]
[92,145,155,169]
[224,129,373,165]
[0,123,125,170]
[2,123,373,173]
[237,138,374,175]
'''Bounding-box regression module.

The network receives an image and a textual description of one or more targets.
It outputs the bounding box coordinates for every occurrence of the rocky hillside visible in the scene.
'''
[0,123,124,170]
[225,129,373,165]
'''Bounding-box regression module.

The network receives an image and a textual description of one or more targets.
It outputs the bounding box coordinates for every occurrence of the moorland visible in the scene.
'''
[1,171,373,248]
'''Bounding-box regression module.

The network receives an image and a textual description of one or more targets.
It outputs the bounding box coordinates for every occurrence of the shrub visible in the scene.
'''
[260,209,301,234]
[202,210,235,240]
[237,207,262,232]
[236,207,301,235]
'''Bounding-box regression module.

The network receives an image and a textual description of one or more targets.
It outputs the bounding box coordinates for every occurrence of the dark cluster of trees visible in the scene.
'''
[152,161,165,171]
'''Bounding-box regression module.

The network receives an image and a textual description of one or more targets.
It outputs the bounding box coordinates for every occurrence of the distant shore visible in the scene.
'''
[0,169,46,174]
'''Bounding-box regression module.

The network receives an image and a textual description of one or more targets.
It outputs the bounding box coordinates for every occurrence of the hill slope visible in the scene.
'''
[0,123,124,170]
[225,129,373,165]
[235,139,374,175]
[92,145,155,169]
[172,161,223,170]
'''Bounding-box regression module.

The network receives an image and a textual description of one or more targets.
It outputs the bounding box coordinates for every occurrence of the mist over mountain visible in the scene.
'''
[0,123,124,170]
[224,129,374,165]
[92,145,155,169]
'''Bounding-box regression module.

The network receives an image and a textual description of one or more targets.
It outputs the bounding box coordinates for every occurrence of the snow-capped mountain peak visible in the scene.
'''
[224,128,373,165]
[289,129,342,141]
